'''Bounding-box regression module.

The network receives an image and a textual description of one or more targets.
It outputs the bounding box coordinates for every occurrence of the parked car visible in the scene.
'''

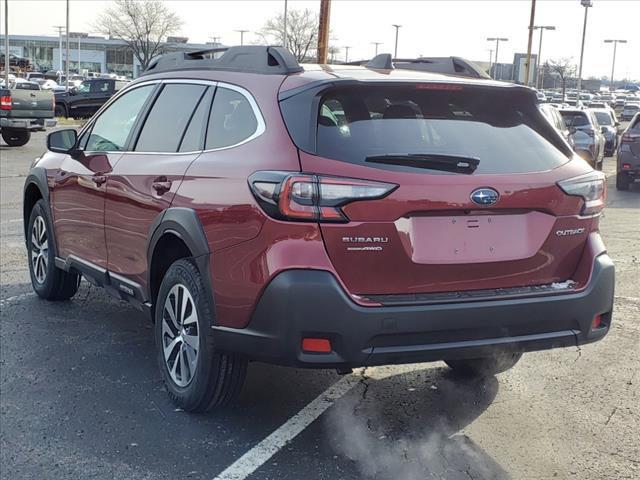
[54,78,128,118]
[559,108,606,169]
[621,103,640,121]
[615,113,640,190]
[37,79,58,90]
[539,103,574,149]
[615,97,627,109]
[0,81,56,146]
[0,53,31,69]
[24,46,614,411]
[25,72,45,82]
[591,108,619,156]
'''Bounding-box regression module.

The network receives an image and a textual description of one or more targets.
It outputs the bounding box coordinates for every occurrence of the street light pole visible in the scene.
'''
[65,0,69,91]
[524,0,537,86]
[604,39,627,91]
[344,46,350,63]
[372,42,382,57]
[54,25,65,71]
[235,30,249,46]
[576,0,592,98]
[283,0,288,49]
[533,25,556,89]
[4,0,9,86]
[487,48,494,77]
[392,24,401,58]
[486,37,508,80]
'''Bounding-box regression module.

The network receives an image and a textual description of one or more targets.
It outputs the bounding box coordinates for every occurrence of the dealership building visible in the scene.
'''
[1,34,220,78]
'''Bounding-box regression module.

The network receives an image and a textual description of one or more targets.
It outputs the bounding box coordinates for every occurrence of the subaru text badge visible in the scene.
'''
[470,188,499,206]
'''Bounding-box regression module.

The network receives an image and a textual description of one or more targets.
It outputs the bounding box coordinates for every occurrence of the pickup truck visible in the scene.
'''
[54,78,128,118]
[0,80,56,146]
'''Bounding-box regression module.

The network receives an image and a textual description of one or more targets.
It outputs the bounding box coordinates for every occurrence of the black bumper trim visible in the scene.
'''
[213,254,615,368]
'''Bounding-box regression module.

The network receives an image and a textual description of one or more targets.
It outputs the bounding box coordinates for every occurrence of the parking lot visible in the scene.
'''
[1,130,638,479]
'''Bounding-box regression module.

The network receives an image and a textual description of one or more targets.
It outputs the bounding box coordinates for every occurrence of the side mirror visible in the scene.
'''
[601,126,608,134]
[568,126,577,135]
[47,128,78,154]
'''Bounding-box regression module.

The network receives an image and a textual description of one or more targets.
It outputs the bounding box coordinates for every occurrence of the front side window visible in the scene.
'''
[594,112,612,126]
[135,83,208,153]
[84,85,154,152]
[205,87,258,149]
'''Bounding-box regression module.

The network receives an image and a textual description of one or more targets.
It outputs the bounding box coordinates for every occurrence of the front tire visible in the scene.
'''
[446,352,522,377]
[155,259,247,412]
[2,129,31,146]
[27,199,80,300]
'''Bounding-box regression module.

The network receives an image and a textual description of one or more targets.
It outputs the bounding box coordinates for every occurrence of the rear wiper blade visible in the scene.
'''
[365,153,480,173]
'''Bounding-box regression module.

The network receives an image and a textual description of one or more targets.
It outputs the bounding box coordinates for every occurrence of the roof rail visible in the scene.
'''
[142,45,303,76]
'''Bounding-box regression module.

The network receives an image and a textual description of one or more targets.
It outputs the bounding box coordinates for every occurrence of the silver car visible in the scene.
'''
[559,108,606,169]
[621,103,640,121]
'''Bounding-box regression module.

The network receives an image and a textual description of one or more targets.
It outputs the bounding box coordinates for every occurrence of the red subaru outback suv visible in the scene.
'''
[23,47,614,412]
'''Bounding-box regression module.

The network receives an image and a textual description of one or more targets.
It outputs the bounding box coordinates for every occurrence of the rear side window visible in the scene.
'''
[90,80,111,93]
[205,87,258,149]
[560,111,589,127]
[310,85,570,174]
[85,85,154,152]
[135,83,207,153]
[179,87,214,152]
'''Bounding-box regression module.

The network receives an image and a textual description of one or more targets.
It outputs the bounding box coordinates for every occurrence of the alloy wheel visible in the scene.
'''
[30,216,48,284]
[162,284,199,387]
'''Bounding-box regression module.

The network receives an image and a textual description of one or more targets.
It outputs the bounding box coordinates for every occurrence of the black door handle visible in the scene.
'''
[152,178,172,194]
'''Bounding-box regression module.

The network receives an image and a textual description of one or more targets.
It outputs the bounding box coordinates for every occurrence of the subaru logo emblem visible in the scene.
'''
[470,188,499,206]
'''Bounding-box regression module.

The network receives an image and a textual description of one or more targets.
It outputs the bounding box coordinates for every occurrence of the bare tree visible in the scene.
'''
[94,0,183,71]
[257,8,318,62]
[545,58,576,99]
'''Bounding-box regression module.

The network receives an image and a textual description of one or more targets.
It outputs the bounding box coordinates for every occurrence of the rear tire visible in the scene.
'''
[2,129,31,146]
[27,199,80,300]
[155,259,247,413]
[616,172,630,191]
[446,352,522,377]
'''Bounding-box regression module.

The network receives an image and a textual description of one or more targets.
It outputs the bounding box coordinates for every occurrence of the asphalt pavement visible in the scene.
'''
[1,130,638,480]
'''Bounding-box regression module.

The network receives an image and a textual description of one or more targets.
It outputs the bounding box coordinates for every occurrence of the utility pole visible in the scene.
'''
[4,0,9,86]
[54,25,65,71]
[604,39,627,91]
[65,0,69,91]
[486,37,508,80]
[524,0,536,86]
[392,24,401,58]
[533,26,556,88]
[371,42,382,57]
[487,48,494,77]
[283,0,288,49]
[344,46,350,63]
[235,29,248,46]
[576,0,593,98]
[317,0,331,63]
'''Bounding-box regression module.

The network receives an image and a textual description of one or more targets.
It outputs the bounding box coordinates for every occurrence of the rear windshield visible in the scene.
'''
[309,85,570,174]
[625,104,640,111]
[560,111,589,127]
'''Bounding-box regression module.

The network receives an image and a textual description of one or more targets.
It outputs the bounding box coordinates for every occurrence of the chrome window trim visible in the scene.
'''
[79,79,265,156]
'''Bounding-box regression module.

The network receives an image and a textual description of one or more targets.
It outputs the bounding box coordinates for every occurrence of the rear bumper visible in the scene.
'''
[0,117,56,131]
[213,254,615,368]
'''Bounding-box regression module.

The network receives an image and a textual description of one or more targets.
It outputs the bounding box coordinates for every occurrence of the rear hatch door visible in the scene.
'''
[282,81,592,297]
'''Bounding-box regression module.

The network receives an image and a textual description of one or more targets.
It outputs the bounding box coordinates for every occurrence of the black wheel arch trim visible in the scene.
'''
[23,167,59,257]
[147,207,216,325]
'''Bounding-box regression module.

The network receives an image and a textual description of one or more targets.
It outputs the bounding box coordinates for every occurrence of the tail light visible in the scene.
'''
[0,95,11,110]
[249,171,397,222]
[621,132,640,143]
[557,171,606,216]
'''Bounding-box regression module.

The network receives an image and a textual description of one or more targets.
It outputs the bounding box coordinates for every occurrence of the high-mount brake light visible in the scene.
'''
[415,83,464,91]
[557,171,606,216]
[248,172,397,222]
